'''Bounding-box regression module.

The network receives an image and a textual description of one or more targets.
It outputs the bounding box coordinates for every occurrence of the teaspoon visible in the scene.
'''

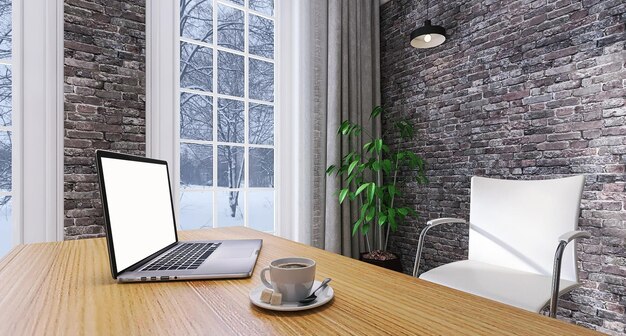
[298,278,332,304]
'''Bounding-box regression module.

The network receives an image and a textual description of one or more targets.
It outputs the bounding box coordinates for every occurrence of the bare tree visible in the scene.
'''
[0,0,11,60]
[249,58,273,102]
[218,145,244,217]
[0,65,11,192]
[216,98,245,218]
[250,148,273,187]
[0,1,11,225]
[180,0,213,43]
[217,4,244,52]
[250,0,273,16]
[249,13,273,59]
[249,103,273,145]
[180,143,212,187]
[180,93,212,141]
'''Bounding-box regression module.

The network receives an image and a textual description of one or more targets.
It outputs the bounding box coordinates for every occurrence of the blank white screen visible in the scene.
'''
[100,157,177,272]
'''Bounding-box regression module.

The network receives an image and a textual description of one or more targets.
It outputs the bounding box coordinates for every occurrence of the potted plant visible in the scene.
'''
[326,106,427,272]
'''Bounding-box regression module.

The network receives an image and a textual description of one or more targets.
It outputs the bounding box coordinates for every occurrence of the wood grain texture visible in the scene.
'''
[0,227,601,335]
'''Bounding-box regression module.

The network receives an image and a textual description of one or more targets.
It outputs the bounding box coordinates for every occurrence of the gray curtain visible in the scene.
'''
[307,0,382,258]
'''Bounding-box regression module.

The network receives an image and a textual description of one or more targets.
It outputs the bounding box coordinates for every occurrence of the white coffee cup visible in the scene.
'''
[260,257,316,302]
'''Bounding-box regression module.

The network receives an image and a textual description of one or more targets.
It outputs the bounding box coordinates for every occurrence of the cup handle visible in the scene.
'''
[260,267,272,288]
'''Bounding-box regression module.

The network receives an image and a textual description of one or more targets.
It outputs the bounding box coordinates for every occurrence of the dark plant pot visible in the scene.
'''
[359,252,403,273]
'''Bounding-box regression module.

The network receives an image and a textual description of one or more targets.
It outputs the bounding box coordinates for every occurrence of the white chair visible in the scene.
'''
[413,176,590,317]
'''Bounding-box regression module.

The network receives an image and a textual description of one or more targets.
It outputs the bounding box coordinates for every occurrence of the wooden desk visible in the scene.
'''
[0,227,599,335]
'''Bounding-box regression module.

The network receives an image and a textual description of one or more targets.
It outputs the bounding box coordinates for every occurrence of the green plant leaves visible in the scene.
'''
[355,183,369,196]
[374,139,383,152]
[338,121,351,135]
[327,108,428,239]
[381,159,392,174]
[388,184,397,198]
[372,161,380,171]
[367,183,376,204]
[365,206,375,222]
[395,120,414,139]
[339,188,349,204]
[371,106,382,118]
[378,214,387,226]
[353,218,362,236]
[388,208,396,230]
[326,165,336,175]
[363,141,374,153]
[338,120,363,137]
[347,161,358,175]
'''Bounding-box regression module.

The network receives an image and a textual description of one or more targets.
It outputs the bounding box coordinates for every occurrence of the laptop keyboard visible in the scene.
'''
[141,242,221,271]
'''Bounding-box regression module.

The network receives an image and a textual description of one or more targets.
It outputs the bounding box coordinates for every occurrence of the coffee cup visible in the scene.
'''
[260,257,316,302]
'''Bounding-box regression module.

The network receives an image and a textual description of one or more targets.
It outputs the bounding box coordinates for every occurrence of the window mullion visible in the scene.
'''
[243,0,249,228]
[212,0,218,229]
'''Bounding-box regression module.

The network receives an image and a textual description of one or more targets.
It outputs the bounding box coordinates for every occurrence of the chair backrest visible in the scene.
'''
[468,175,585,282]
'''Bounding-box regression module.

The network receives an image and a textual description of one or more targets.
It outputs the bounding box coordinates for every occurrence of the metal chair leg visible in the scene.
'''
[550,241,567,318]
[413,226,434,277]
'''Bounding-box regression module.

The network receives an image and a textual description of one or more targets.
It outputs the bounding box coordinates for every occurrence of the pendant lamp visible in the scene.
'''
[410,1,447,49]
[410,20,446,48]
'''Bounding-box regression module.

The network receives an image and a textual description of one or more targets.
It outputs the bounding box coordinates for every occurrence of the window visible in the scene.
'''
[178,0,275,232]
[0,0,11,258]
[0,0,63,258]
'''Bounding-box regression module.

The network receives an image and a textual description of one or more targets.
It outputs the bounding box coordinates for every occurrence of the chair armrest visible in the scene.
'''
[549,230,591,318]
[427,218,467,227]
[559,230,590,244]
[413,218,467,277]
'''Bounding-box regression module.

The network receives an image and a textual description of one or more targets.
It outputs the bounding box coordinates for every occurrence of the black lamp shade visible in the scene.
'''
[410,20,446,49]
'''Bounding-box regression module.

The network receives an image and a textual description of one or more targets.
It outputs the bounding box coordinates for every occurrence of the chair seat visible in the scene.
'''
[419,260,580,312]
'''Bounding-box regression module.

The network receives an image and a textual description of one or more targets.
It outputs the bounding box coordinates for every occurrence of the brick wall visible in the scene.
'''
[64,0,146,239]
[380,0,625,334]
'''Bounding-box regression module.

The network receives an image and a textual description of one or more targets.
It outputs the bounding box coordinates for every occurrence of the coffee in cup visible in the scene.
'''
[260,257,316,302]
[276,262,308,269]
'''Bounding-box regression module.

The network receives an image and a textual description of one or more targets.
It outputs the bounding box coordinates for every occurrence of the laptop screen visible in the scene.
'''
[99,155,177,273]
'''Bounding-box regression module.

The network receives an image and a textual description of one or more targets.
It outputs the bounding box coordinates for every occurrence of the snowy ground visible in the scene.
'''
[0,198,12,258]
[178,189,274,233]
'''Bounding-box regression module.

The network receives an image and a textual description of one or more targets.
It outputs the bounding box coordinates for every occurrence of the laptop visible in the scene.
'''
[96,150,262,283]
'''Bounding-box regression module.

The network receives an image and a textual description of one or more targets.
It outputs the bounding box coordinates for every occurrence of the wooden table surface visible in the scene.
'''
[0,227,600,335]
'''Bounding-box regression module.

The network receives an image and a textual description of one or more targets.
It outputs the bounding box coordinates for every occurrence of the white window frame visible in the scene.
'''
[179,0,276,232]
[0,1,15,249]
[8,0,64,249]
[147,0,308,242]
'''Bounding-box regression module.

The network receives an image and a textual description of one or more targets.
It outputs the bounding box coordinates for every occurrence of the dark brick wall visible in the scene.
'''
[64,0,146,239]
[380,0,625,334]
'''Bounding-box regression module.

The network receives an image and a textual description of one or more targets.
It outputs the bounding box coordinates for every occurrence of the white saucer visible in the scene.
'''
[249,280,334,311]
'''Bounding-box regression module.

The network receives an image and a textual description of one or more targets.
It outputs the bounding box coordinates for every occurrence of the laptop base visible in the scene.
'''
[117,239,262,283]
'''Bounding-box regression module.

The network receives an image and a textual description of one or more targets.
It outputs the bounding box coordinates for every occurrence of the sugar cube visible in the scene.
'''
[270,291,282,306]
[260,288,273,303]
